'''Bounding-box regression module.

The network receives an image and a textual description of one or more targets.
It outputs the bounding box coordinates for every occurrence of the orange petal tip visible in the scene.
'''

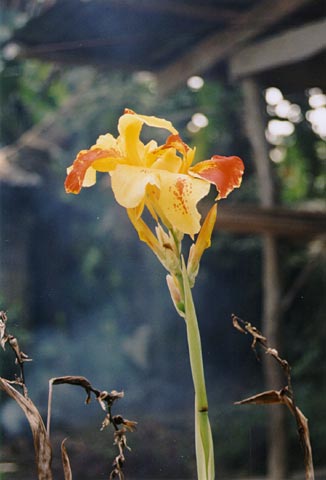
[190,155,244,199]
[64,148,116,194]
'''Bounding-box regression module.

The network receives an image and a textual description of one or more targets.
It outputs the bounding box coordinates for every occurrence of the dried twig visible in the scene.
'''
[0,311,32,393]
[47,377,137,479]
[0,312,136,479]
[232,313,315,480]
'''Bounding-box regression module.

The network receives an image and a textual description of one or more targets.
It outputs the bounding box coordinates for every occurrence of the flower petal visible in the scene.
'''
[150,134,194,172]
[157,171,210,236]
[189,155,244,199]
[95,133,119,150]
[150,148,182,173]
[118,114,145,166]
[163,134,190,155]
[110,165,160,209]
[118,110,179,167]
[111,164,210,235]
[82,166,97,187]
[65,148,119,194]
[124,109,178,135]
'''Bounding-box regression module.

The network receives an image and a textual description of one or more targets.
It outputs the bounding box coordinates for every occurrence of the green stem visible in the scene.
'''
[181,258,215,479]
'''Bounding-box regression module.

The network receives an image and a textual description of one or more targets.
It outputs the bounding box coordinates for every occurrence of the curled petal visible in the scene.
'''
[65,148,120,194]
[82,166,96,188]
[123,109,178,135]
[118,114,145,166]
[150,134,195,172]
[118,110,178,166]
[190,155,244,199]
[161,134,190,156]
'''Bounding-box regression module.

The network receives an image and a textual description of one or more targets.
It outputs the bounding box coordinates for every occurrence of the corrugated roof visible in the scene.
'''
[7,0,323,73]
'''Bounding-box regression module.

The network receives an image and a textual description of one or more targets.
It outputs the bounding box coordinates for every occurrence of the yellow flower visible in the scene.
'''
[65,109,244,237]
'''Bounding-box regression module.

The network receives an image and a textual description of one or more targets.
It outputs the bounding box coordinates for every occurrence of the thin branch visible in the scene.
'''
[0,311,31,393]
[1,313,136,478]
[232,314,315,480]
[47,376,136,479]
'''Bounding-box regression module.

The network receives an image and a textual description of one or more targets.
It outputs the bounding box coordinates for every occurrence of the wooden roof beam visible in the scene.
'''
[107,0,235,23]
[156,0,314,96]
[230,17,326,80]
[215,204,326,239]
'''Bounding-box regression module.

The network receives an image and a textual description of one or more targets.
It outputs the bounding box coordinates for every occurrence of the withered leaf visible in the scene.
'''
[97,390,124,411]
[8,336,32,364]
[0,377,53,480]
[47,376,99,434]
[235,389,285,406]
[112,415,138,432]
[101,414,111,431]
[235,388,314,479]
[50,375,98,402]
[61,438,72,480]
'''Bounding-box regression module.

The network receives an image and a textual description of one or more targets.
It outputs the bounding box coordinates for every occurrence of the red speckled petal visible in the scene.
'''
[158,172,210,236]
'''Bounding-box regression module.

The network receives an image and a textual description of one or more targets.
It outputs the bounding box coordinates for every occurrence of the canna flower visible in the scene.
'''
[65,109,245,477]
[65,109,244,237]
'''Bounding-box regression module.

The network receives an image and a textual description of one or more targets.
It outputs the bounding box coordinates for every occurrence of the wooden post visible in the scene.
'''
[242,78,286,480]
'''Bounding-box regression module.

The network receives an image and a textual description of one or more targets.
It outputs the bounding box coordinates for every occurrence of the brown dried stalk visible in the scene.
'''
[61,438,72,480]
[232,313,314,480]
[0,311,53,479]
[0,310,32,393]
[48,376,137,479]
[0,311,136,480]
[0,377,53,480]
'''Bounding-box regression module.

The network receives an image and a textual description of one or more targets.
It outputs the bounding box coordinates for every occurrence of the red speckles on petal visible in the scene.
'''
[190,155,244,199]
[169,178,193,215]
[158,172,210,235]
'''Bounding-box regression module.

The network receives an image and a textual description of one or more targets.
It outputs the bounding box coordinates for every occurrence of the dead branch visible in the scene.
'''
[0,310,31,392]
[47,376,136,478]
[232,313,315,480]
[0,312,136,479]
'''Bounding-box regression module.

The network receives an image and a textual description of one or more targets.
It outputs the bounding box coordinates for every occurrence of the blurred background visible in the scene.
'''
[0,1,325,479]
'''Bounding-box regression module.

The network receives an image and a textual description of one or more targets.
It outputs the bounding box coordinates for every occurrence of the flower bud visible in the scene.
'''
[166,274,185,317]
